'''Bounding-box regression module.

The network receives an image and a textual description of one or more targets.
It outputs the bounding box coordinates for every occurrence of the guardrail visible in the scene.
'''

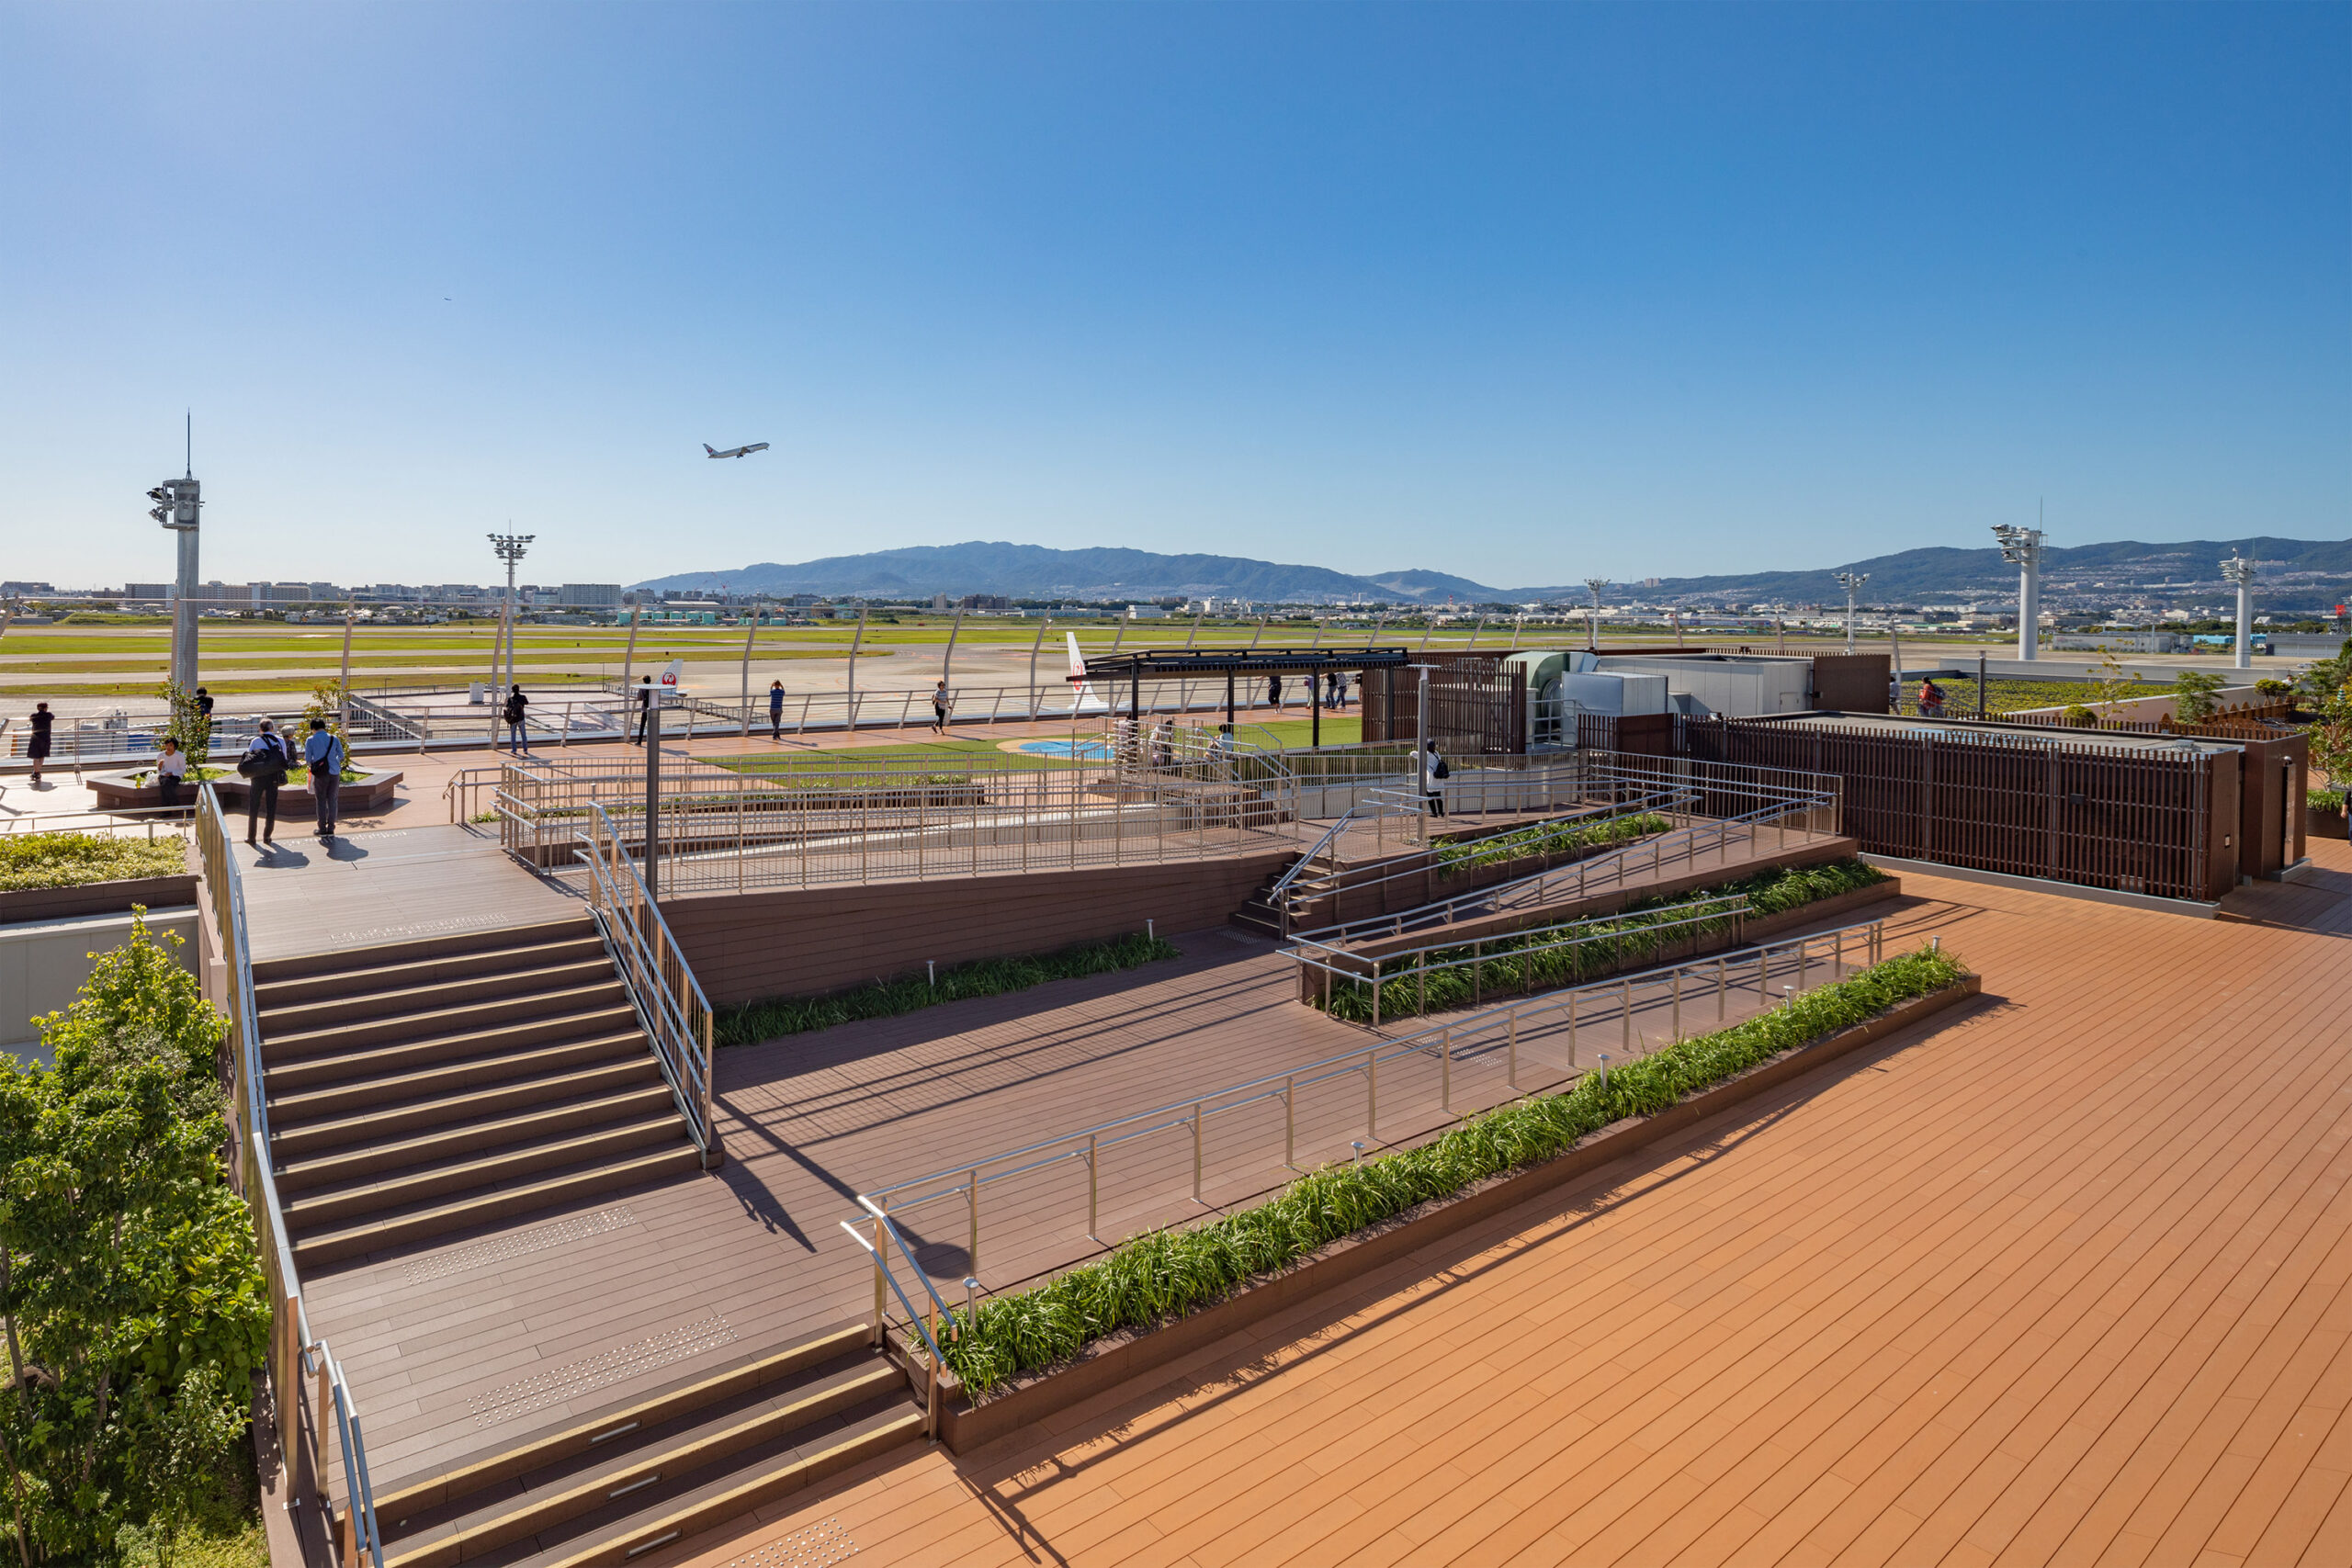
[851,913,1892,1333]
[577,801,721,1165]
[195,788,384,1566]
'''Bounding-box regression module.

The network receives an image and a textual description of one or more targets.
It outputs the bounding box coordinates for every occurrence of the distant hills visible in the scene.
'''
[637,536,2352,608]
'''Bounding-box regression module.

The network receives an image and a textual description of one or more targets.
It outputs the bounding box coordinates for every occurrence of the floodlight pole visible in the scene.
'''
[489,532,533,694]
[1993,523,2045,662]
[2222,553,2256,670]
[1834,572,1869,653]
[147,425,203,692]
[1584,579,1608,652]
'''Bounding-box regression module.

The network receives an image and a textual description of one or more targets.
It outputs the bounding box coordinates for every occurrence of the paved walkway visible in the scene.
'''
[641,842,2352,1568]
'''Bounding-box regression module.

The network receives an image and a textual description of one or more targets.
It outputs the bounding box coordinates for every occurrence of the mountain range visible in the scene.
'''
[636,537,2352,608]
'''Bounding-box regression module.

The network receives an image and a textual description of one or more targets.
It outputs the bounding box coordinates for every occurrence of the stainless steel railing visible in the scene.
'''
[852,913,1892,1326]
[576,801,721,1165]
[195,788,384,1566]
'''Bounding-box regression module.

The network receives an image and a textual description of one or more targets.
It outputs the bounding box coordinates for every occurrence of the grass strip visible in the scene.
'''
[939,942,1966,1394]
[1434,810,1672,874]
[0,832,187,892]
[715,930,1181,1046]
[1315,856,1888,1024]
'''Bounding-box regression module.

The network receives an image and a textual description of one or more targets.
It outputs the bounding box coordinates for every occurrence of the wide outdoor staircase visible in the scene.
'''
[256,915,706,1270]
[371,1323,922,1568]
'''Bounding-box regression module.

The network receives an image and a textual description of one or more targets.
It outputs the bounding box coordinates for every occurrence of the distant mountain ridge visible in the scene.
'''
[636,536,2352,606]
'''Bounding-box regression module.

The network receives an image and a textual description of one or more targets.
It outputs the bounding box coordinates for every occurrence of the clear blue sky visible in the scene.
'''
[2,2,2345,592]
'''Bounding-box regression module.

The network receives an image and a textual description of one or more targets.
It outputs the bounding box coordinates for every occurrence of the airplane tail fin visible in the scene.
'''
[1065,631,1105,711]
[703,444,717,456]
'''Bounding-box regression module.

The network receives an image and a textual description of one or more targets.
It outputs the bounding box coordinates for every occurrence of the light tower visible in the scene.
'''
[2221,551,2257,670]
[488,532,534,694]
[1833,571,1870,653]
[146,417,202,692]
[1992,522,2047,661]
[1584,577,1609,652]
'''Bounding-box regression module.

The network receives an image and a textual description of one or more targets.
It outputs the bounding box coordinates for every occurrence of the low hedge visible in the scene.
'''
[1435,810,1671,875]
[1314,857,1888,1024]
[716,930,1181,1046]
[0,832,187,893]
[2312,788,2345,814]
[939,942,1967,1394]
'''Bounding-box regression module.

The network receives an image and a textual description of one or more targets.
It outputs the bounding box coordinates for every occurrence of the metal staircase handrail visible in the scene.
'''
[576,800,721,1166]
[194,787,386,1567]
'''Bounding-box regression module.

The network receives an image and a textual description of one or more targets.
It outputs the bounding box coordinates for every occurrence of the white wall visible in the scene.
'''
[0,908,199,1066]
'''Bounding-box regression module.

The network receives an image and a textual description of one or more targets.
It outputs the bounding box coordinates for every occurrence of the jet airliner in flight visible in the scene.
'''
[703,442,770,459]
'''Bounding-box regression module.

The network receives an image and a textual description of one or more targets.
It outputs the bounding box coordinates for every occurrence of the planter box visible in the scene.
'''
[2308,806,2348,841]
[87,769,404,817]
[0,873,199,926]
[931,971,1983,1452]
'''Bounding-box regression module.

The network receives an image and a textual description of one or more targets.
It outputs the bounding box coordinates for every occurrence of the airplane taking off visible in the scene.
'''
[703,442,770,459]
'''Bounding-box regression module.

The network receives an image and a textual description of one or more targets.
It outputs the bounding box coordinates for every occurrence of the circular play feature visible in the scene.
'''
[1000,737,1116,761]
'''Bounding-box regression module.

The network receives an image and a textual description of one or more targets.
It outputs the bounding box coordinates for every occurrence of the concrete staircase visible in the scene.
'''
[257,916,705,1270]
[370,1323,922,1568]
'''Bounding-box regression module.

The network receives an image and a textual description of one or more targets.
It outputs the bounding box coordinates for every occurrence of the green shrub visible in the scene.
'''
[2256,678,2293,698]
[1314,857,1887,1024]
[2311,789,2345,815]
[717,930,1181,1046]
[2063,703,2098,728]
[1434,811,1670,875]
[939,943,1969,1395]
[0,832,187,892]
[2173,670,2226,724]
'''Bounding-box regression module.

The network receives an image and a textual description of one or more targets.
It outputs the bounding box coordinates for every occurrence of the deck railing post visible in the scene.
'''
[1086,1134,1099,1242]
[1441,1024,1453,1113]
[1622,977,1632,1053]
[871,1214,888,1347]
[967,1168,979,1273]
[1367,1049,1378,1139]
[1284,1075,1296,1168]
[1192,1102,1204,1203]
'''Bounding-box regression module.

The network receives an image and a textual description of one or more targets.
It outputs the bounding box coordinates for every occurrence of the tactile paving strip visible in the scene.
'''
[402,1205,639,1284]
[469,1314,738,1427]
[716,1517,857,1567]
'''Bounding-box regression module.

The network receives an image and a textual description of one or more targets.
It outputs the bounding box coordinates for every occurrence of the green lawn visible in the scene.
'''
[1897,674,2182,716]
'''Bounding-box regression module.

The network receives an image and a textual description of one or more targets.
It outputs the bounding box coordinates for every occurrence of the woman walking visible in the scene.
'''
[931,679,951,735]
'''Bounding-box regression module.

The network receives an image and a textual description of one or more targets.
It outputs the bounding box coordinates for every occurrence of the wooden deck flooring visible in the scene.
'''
[636,842,2352,1568]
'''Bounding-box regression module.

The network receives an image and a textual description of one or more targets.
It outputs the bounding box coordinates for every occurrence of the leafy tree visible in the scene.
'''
[0,915,266,1563]
[2304,653,2352,791]
[153,684,211,773]
[2172,670,2226,725]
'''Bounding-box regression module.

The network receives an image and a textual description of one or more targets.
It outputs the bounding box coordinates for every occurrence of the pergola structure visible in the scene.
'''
[1084,647,1417,744]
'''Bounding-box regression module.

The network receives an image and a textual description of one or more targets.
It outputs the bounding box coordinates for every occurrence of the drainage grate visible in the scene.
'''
[469,1314,739,1427]
[403,1206,639,1284]
[716,1517,857,1567]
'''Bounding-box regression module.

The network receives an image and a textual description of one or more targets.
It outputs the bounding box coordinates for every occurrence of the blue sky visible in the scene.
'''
[2,2,2345,592]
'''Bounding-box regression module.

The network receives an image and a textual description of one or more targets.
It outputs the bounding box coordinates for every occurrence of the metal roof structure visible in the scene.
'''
[1082,647,1418,681]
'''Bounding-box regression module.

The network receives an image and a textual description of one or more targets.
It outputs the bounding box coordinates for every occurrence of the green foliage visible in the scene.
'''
[2309,788,2344,814]
[0,834,187,894]
[156,682,212,766]
[2172,670,2227,724]
[1315,858,1887,1025]
[2255,678,2293,698]
[2088,653,2143,716]
[717,931,1182,1046]
[299,683,361,784]
[941,944,1969,1395]
[1433,812,1671,875]
[2301,651,2352,788]
[2062,703,2098,728]
[0,914,267,1562]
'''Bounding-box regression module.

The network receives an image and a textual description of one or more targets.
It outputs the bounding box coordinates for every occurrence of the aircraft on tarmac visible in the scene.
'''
[703,442,770,459]
[1062,632,1107,711]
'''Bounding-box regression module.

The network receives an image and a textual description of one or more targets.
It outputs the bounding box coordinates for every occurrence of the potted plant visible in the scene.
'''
[2310,788,2347,841]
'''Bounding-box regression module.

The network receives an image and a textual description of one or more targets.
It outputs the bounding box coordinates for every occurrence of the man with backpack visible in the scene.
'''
[304,717,346,838]
[1423,739,1450,818]
[238,719,290,846]
[502,684,531,753]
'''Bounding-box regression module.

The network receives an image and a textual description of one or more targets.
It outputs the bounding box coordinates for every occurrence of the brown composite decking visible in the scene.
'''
[645,844,2352,1568]
[276,819,1864,1499]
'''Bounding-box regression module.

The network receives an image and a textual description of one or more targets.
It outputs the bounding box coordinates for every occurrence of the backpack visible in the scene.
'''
[1431,755,1450,780]
[238,736,288,784]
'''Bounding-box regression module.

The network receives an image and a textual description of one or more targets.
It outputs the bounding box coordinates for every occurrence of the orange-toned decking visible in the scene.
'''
[647,842,2352,1568]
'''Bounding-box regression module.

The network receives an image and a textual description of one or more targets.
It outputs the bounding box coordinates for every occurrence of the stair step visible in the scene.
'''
[277,1091,684,1195]
[271,1059,665,1157]
[290,1146,705,1269]
[255,935,611,1010]
[382,1362,907,1568]
[269,1032,653,1127]
[370,1323,875,1524]
[286,1117,688,1232]
[252,916,598,985]
[265,1009,645,1094]
[260,958,623,1035]
[264,982,631,1063]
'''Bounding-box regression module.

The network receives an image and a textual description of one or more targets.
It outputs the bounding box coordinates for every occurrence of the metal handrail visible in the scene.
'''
[575,801,720,1165]
[195,788,385,1566]
[1277,786,1685,908]
[855,913,1894,1297]
[837,1220,950,1438]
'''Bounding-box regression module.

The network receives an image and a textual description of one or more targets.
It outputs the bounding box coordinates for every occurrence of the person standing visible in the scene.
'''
[1325,670,1340,710]
[502,683,531,753]
[25,702,52,784]
[630,675,653,744]
[304,718,345,838]
[931,678,951,735]
[195,687,214,720]
[1267,673,1283,713]
[155,736,187,812]
[239,720,289,846]
[767,679,786,741]
[1423,739,1449,818]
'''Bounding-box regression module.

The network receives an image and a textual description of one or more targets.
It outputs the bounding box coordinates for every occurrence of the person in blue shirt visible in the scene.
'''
[303,718,346,838]
[768,679,786,741]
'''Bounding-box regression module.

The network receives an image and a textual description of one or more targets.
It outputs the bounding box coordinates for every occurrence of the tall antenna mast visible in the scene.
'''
[185,410,192,479]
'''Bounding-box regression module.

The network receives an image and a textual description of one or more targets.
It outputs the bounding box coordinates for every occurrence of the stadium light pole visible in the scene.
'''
[488,532,534,695]
[1584,578,1608,652]
[147,417,203,692]
[2222,552,2257,670]
[1993,523,2046,662]
[1833,572,1869,652]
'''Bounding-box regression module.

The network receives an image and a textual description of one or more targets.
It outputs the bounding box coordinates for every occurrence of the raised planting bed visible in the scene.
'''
[915,949,1981,1450]
[0,832,197,923]
[2309,792,2347,841]
[86,768,405,817]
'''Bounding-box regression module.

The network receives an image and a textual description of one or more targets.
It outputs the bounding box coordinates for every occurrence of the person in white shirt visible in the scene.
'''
[155,737,188,811]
